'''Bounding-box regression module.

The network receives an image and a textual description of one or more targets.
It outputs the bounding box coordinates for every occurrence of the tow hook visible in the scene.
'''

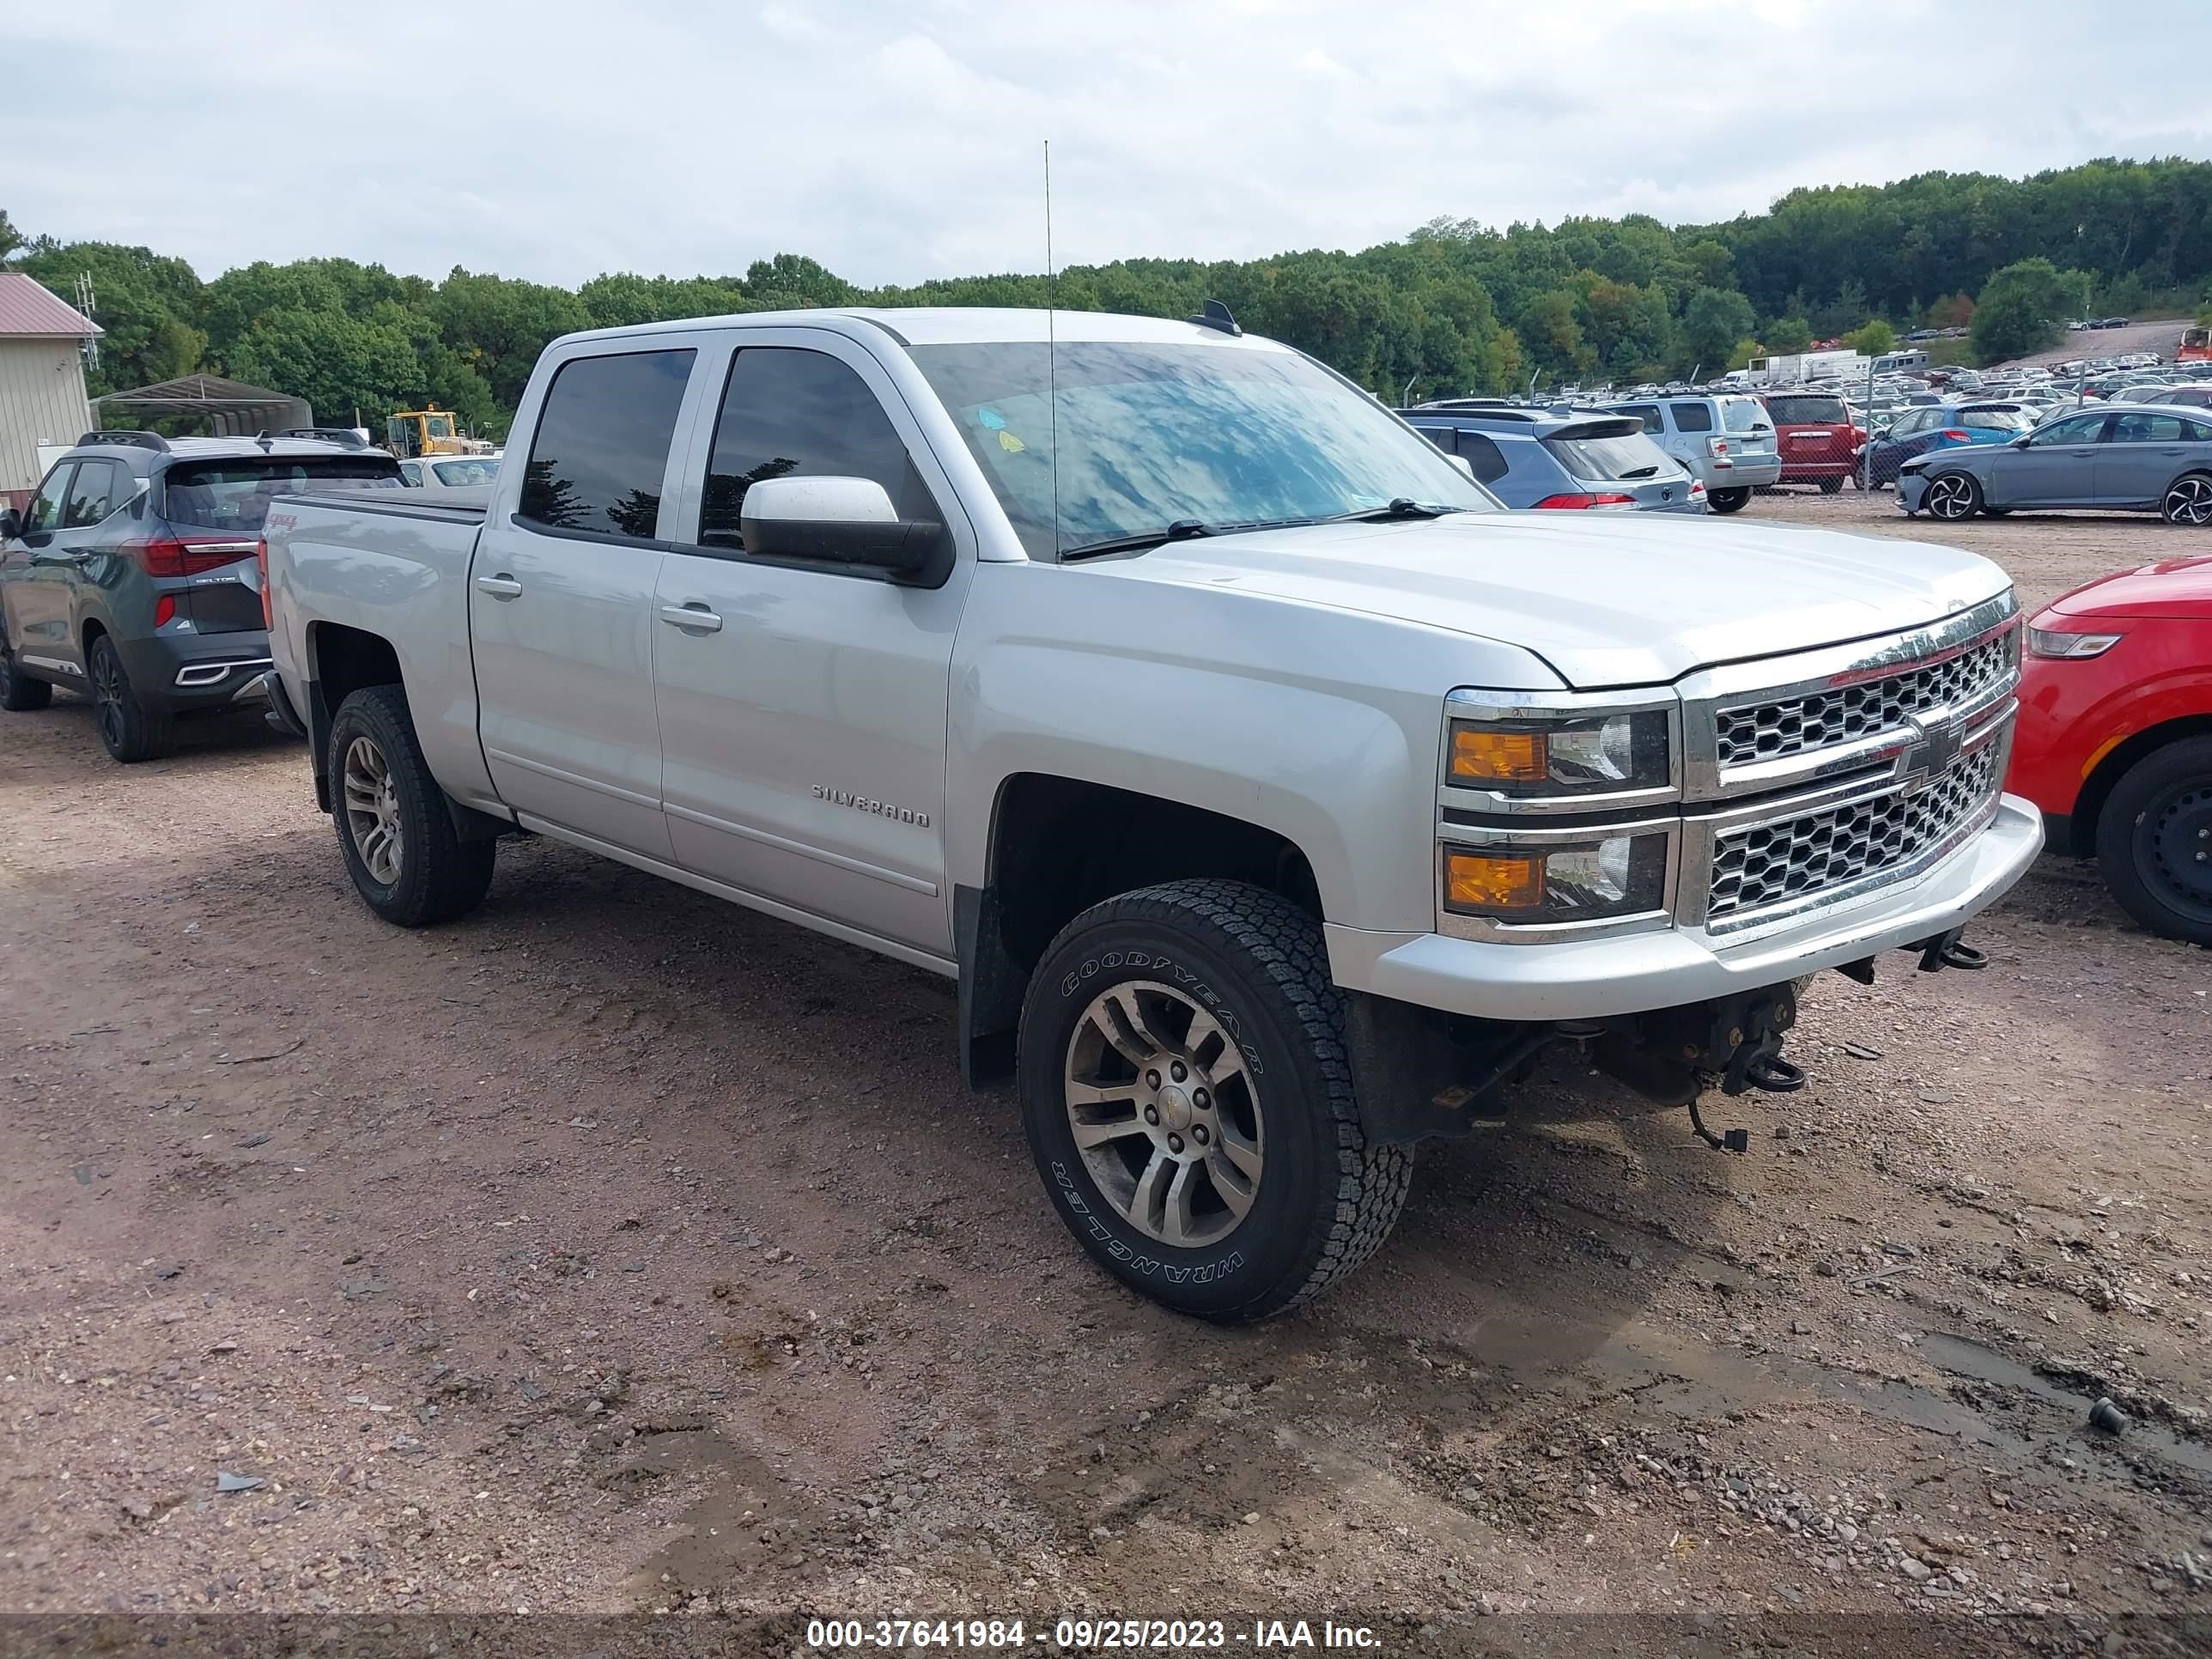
[1907,927,1988,973]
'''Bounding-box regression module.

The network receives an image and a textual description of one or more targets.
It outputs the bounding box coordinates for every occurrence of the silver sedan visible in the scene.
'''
[1897,404,2212,526]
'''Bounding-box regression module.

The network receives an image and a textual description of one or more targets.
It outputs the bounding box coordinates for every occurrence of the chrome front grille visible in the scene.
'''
[1714,629,2016,769]
[1706,739,2002,924]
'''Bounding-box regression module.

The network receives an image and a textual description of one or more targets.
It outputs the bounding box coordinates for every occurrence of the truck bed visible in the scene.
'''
[263,492,498,811]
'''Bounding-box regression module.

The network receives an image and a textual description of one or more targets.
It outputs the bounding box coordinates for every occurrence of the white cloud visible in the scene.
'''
[4,0,2204,289]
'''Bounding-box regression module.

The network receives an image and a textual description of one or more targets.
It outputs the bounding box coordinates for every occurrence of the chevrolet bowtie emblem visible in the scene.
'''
[1900,716,1961,791]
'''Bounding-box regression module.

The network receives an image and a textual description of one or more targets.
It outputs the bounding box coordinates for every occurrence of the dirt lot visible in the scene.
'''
[3,493,2209,1656]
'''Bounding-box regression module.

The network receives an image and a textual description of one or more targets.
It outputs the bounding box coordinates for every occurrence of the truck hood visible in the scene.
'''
[1094,511,2010,688]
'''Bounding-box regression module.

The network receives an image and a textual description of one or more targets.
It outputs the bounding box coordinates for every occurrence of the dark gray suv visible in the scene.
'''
[0,430,401,761]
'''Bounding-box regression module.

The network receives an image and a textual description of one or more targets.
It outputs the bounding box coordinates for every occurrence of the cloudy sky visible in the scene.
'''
[8,0,2207,289]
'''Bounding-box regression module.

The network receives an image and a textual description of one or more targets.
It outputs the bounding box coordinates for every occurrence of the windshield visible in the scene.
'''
[1542,430,1678,482]
[1765,395,1850,425]
[908,339,1492,557]
[425,416,454,439]
[1719,398,1769,433]
[163,458,402,533]
[1960,408,2032,431]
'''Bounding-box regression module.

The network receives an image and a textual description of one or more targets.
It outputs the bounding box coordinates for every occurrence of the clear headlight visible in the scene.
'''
[1442,833,1670,923]
[2025,626,2124,659]
[1447,709,1670,798]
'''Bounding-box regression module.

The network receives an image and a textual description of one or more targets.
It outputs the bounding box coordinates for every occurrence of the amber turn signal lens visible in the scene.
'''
[1450,727,1547,783]
[1444,851,1545,913]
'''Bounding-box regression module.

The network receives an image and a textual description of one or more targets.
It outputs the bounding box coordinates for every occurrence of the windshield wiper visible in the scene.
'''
[1619,465,1660,479]
[1060,520,1212,561]
[1318,498,1464,524]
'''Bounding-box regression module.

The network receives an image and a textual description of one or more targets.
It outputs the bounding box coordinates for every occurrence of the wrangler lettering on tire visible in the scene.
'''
[1018,878,1412,1322]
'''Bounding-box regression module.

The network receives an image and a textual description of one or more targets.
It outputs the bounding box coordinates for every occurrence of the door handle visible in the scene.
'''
[475,574,523,599]
[659,602,723,633]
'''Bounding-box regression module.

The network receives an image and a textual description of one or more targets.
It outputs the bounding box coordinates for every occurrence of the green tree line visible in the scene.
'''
[3,155,2207,439]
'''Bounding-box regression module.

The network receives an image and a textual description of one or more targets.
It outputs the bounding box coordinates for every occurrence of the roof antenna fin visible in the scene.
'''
[1189,298,1242,337]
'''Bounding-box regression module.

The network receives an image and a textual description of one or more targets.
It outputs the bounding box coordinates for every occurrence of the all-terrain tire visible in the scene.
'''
[328,684,495,927]
[1018,879,1413,1322]
[2094,735,2212,947]
[0,635,53,711]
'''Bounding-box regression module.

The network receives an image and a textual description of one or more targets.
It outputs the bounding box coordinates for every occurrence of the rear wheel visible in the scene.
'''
[88,635,172,763]
[1018,879,1413,1322]
[0,636,54,712]
[1818,476,1844,495]
[328,684,495,927]
[1709,487,1751,514]
[1923,471,1984,520]
[2162,472,2212,526]
[2095,736,2212,946]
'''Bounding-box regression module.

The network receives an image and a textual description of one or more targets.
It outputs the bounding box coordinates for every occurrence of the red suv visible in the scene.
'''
[1760,390,1864,492]
[2008,556,2212,943]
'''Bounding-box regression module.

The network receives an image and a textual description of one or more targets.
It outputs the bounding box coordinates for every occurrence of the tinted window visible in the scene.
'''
[699,348,931,550]
[163,458,404,533]
[2030,413,2108,447]
[1614,404,1662,434]
[1960,409,2029,431]
[2181,417,2212,442]
[520,349,695,539]
[1670,402,1714,433]
[1765,395,1850,425]
[24,464,73,533]
[1453,430,1510,484]
[1543,430,1675,482]
[64,459,119,526]
[2107,412,2188,444]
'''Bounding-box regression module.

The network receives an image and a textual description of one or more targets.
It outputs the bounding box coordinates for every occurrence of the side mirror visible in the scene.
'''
[0,507,20,542]
[740,477,944,577]
[2008,435,2033,449]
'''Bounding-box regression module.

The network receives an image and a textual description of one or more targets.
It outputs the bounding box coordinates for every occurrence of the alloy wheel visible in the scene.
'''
[342,735,404,884]
[2164,476,2212,526]
[1926,474,1978,520]
[1061,980,1264,1248]
[91,646,127,750]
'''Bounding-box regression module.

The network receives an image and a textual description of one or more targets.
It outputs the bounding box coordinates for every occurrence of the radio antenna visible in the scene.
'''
[1045,139,1061,560]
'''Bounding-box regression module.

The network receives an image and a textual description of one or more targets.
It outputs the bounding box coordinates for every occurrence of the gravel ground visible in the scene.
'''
[3,495,2208,1656]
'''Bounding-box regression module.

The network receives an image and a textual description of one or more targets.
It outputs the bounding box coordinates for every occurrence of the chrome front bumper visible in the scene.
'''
[1328,793,2042,1022]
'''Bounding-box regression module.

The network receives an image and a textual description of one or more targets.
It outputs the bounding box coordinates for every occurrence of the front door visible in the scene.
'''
[470,344,701,860]
[1989,410,2107,507]
[651,333,971,957]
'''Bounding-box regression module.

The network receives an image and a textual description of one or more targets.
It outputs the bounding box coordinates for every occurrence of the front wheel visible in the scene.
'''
[2095,736,2212,946]
[1923,471,1984,520]
[0,636,54,712]
[1708,487,1751,514]
[1818,477,1844,495]
[1018,879,1413,1322]
[328,684,495,927]
[2162,472,2212,526]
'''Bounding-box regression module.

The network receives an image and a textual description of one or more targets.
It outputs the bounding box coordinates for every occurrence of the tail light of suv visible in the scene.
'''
[255,537,272,628]
[1533,493,1637,509]
[123,536,263,577]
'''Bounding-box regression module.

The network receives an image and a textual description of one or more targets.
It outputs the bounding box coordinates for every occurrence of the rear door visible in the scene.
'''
[2,462,87,677]
[1988,410,2108,507]
[2096,410,2197,507]
[649,331,970,955]
[470,342,702,860]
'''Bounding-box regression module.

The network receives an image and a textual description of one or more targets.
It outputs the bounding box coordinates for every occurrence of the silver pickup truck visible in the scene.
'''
[261,306,2042,1321]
